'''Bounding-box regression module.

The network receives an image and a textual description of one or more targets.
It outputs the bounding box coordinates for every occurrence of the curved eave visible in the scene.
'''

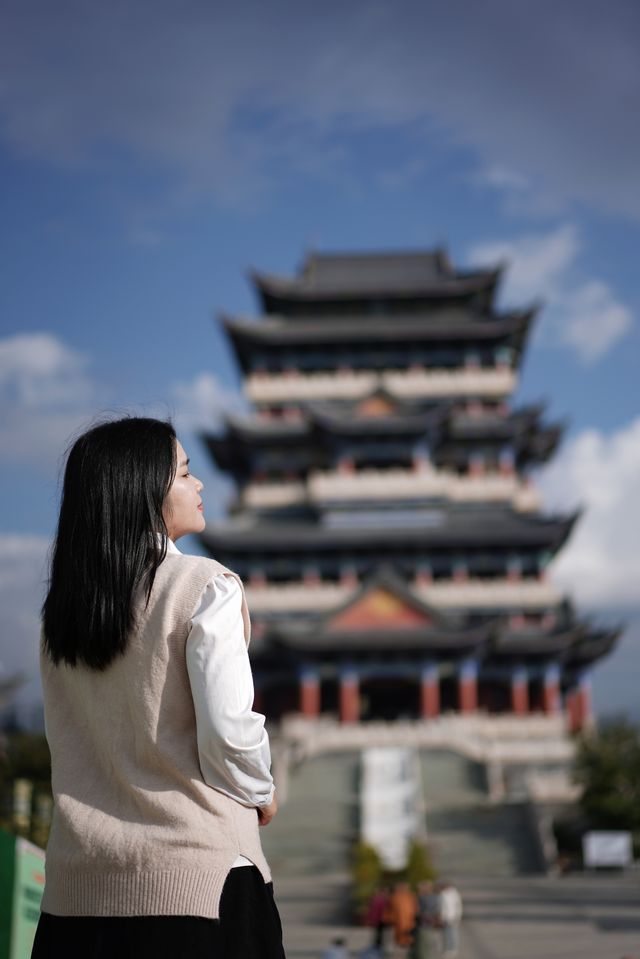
[201,512,579,554]
[565,628,621,668]
[522,423,566,465]
[215,405,449,441]
[223,414,310,444]
[250,267,503,307]
[221,309,530,343]
[446,403,547,442]
[493,627,582,657]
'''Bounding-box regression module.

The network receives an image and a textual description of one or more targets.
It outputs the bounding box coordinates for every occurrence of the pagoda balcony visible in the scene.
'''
[244,577,562,614]
[244,582,353,612]
[245,367,517,404]
[413,578,562,609]
[243,481,307,508]
[241,468,541,511]
[308,468,540,511]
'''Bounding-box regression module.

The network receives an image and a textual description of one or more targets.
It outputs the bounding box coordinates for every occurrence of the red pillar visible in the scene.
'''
[420,663,440,719]
[542,664,561,714]
[299,669,320,718]
[458,659,478,714]
[510,666,529,715]
[568,673,592,733]
[339,670,360,724]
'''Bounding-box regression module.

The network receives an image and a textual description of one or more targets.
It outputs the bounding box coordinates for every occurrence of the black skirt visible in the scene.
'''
[31,866,286,959]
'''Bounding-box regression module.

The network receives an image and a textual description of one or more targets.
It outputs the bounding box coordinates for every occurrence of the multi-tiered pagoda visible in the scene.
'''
[201,250,617,730]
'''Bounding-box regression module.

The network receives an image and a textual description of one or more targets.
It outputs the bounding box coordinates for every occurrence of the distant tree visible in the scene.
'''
[0,732,51,839]
[351,841,383,919]
[404,839,436,886]
[574,717,640,833]
[4,732,51,785]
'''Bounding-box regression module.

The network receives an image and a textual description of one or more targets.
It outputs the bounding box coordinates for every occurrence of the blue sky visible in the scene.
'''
[1,0,639,721]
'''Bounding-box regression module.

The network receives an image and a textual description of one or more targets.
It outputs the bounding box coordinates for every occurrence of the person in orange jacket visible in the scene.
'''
[384,882,418,948]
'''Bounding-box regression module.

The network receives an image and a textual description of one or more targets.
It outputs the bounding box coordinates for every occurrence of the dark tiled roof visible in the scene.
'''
[201,508,577,552]
[221,310,532,344]
[251,249,501,299]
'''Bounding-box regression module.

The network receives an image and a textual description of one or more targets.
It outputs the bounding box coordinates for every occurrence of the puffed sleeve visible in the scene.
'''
[186,573,275,807]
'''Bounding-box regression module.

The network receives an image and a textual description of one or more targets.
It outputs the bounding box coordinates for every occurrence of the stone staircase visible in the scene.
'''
[262,748,548,955]
[421,750,545,876]
[261,751,372,956]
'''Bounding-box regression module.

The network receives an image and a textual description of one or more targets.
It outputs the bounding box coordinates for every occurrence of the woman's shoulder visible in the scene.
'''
[162,550,243,587]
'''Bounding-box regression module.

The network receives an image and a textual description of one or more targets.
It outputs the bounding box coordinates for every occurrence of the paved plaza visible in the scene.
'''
[274,872,640,959]
[264,751,640,958]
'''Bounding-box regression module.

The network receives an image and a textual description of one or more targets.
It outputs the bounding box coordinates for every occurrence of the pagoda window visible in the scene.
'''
[412,442,430,472]
[415,563,433,585]
[453,560,468,582]
[541,611,557,630]
[302,565,322,586]
[499,447,515,475]
[464,351,481,369]
[468,452,486,476]
[538,551,552,578]
[337,454,355,474]
[495,346,513,368]
[248,568,267,588]
[507,556,522,581]
[339,564,359,588]
[465,399,484,418]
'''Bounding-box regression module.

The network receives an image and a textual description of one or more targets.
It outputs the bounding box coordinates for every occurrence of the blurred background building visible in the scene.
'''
[201,249,619,732]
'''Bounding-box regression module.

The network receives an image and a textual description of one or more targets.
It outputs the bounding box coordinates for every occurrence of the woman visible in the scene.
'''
[32,416,285,959]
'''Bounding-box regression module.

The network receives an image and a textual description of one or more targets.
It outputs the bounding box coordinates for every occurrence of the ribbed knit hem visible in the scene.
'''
[41,868,234,919]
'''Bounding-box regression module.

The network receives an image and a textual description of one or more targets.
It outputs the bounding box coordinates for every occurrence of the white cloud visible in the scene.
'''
[0,333,91,407]
[469,226,632,364]
[478,165,530,194]
[0,333,101,469]
[471,225,580,304]
[170,372,248,433]
[561,281,633,365]
[538,417,640,609]
[0,1,639,218]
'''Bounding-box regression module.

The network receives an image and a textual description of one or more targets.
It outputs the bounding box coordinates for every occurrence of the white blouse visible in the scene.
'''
[166,539,274,867]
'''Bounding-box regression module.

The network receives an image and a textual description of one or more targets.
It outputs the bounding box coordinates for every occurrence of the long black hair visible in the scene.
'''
[42,416,177,670]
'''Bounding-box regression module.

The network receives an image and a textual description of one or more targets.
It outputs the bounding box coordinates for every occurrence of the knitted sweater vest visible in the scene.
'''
[40,552,271,919]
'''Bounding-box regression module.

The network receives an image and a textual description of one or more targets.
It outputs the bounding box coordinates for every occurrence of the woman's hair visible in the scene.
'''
[42,416,177,670]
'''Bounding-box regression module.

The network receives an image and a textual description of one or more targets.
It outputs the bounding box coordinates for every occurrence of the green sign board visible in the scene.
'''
[0,829,45,959]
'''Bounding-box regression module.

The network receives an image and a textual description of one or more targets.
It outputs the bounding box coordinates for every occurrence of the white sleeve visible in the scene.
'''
[186,573,275,807]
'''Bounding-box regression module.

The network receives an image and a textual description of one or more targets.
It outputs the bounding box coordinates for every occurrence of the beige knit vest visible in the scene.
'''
[40,552,271,919]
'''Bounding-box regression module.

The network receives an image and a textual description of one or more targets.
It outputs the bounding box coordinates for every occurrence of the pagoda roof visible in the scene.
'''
[492,625,584,658]
[265,567,492,653]
[202,401,562,463]
[221,307,533,344]
[564,627,621,669]
[251,250,502,306]
[201,507,577,554]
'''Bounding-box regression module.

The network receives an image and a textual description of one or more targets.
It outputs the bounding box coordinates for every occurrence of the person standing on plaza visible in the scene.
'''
[365,885,390,954]
[409,880,441,959]
[438,881,463,958]
[32,416,285,958]
[385,881,418,950]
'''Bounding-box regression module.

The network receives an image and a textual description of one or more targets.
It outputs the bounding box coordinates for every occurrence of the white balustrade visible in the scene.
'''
[245,367,517,404]
[244,577,560,613]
